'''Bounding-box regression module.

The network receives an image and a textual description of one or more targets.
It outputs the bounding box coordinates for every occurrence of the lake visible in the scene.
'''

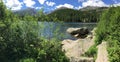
[38,22,97,40]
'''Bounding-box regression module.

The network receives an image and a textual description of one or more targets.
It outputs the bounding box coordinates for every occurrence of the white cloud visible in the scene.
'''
[38,0,46,4]
[56,3,74,9]
[75,6,82,10]
[46,1,56,6]
[112,3,120,7]
[82,0,108,7]
[23,0,36,8]
[3,0,23,10]
[35,7,42,9]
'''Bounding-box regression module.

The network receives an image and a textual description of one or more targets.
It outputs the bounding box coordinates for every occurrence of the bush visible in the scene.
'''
[107,40,120,62]
[84,45,97,57]
[0,2,69,62]
[19,58,36,62]
[83,45,97,61]
[95,6,120,62]
[36,40,69,62]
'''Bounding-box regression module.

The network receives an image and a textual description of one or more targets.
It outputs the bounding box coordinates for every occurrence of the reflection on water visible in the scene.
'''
[38,22,97,40]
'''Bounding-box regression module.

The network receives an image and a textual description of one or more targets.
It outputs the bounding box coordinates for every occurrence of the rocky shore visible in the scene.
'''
[62,27,95,62]
[61,27,108,62]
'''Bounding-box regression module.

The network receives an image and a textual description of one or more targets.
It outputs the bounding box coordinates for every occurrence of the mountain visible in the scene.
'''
[47,6,108,22]
[80,6,108,11]
[13,8,38,16]
[12,6,108,22]
[48,7,73,14]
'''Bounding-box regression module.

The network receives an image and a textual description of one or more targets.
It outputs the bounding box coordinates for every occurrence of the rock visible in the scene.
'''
[62,38,95,58]
[62,38,95,62]
[87,35,93,39]
[61,27,97,62]
[66,28,81,35]
[84,27,97,39]
[66,27,90,38]
[91,27,97,36]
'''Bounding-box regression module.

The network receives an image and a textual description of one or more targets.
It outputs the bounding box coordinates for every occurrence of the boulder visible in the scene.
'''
[62,38,95,62]
[66,27,89,38]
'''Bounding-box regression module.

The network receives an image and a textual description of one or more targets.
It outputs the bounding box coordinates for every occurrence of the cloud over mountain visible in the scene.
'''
[23,0,36,8]
[3,0,23,10]
[56,3,74,9]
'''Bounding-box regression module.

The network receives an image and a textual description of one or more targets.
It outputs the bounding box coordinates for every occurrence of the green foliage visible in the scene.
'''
[107,40,120,62]
[84,45,97,57]
[36,40,69,62]
[0,2,69,62]
[83,45,97,61]
[95,9,109,44]
[20,58,36,62]
[48,8,105,22]
[95,6,120,62]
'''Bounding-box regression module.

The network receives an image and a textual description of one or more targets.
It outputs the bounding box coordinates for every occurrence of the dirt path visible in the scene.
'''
[95,42,109,62]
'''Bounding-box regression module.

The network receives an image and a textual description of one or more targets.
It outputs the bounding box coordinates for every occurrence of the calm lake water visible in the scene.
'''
[38,22,97,40]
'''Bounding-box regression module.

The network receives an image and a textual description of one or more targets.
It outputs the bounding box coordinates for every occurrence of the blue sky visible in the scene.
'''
[3,0,120,12]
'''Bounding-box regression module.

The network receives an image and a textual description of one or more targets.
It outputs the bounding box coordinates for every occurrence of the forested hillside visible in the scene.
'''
[48,7,108,22]
[13,6,108,22]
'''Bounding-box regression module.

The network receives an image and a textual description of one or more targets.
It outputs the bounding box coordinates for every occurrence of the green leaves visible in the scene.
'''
[0,2,69,62]
[95,6,120,62]
[36,40,69,62]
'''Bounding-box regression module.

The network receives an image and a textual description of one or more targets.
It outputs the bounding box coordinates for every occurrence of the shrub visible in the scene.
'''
[83,45,97,61]
[19,58,36,62]
[36,40,69,62]
[0,2,69,62]
[95,6,120,62]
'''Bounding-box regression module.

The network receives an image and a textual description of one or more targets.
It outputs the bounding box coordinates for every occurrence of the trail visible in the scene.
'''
[95,42,109,62]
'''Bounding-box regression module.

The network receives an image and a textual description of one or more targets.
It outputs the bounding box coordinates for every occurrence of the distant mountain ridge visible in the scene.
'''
[13,8,38,16]
[49,6,108,14]
[13,6,108,16]
[80,6,108,11]
[47,6,109,22]
[13,6,109,22]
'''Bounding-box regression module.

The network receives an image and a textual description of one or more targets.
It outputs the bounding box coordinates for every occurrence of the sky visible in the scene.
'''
[3,0,120,12]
